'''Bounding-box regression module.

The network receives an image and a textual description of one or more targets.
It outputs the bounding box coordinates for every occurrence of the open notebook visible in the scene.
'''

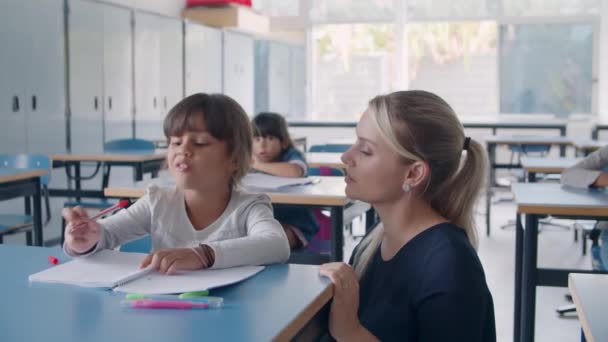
[29,250,265,294]
[241,173,319,190]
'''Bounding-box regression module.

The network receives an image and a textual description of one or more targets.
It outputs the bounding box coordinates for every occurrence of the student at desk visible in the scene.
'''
[320,91,496,341]
[250,112,319,249]
[63,93,290,272]
[562,145,608,269]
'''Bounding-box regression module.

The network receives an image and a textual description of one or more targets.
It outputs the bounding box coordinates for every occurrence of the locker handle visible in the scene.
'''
[153,97,157,109]
[163,97,167,109]
[94,96,99,111]
[32,95,37,111]
[12,96,19,112]
[108,96,112,110]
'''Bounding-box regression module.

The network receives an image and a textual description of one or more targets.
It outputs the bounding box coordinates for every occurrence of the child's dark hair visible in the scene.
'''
[251,112,293,149]
[163,93,252,187]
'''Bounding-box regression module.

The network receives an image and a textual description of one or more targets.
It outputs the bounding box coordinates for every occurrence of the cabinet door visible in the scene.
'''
[25,0,66,154]
[268,42,292,115]
[103,5,133,142]
[0,0,27,153]
[223,31,254,116]
[134,12,161,140]
[159,17,183,123]
[254,40,269,114]
[290,46,306,119]
[185,23,222,95]
[68,0,104,153]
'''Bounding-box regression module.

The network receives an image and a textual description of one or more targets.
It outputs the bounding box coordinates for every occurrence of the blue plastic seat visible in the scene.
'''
[120,235,152,253]
[104,138,156,154]
[62,138,156,244]
[308,144,351,153]
[0,154,51,245]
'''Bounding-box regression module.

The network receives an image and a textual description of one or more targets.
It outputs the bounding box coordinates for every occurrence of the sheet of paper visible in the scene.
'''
[114,265,265,294]
[241,173,316,190]
[29,250,148,288]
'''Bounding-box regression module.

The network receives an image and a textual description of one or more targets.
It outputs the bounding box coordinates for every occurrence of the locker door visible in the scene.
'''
[185,23,222,95]
[159,17,183,123]
[268,42,292,115]
[185,22,203,96]
[0,0,27,153]
[103,5,133,142]
[68,0,104,153]
[223,31,254,116]
[202,26,223,94]
[134,12,161,140]
[24,0,66,153]
[290,46,306,119]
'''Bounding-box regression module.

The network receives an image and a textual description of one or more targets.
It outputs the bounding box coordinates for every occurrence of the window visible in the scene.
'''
[312,24,396,120]
[408,21,498,117]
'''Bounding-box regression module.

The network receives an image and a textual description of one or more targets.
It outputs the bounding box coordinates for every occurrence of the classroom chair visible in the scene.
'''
[119,235,152,253]
[0,154,52,245]
[308,143,351,153]
[61,138,156,244]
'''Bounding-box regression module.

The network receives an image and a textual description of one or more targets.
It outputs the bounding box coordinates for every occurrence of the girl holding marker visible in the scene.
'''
[63,93,290,273]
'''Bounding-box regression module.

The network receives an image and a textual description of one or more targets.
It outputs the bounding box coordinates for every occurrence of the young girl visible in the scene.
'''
[319,91,496,341]
[63,94,290,273]
[250,112,319,249]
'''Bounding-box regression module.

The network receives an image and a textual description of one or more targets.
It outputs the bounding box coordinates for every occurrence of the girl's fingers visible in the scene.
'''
[165,259,181,275]
[73,206,89,219]
[140,254,153,268]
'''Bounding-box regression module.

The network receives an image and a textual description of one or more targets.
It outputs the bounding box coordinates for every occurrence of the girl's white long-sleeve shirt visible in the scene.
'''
[65,185,290,269]
[561,146,608,188]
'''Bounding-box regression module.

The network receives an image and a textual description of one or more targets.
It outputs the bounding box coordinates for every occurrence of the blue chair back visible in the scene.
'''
[308,167,344,176]
[0,154,51,185]
[309,144,351,153]
[120,235,152,253]
[104,139,155,154]
[507,136,551,154]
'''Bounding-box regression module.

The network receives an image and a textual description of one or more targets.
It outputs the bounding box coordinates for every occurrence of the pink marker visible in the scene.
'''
[70,200,130,232]
[123,299,210,310]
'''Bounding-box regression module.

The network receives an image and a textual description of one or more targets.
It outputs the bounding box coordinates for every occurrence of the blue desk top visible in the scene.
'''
[0,245,332,342]
[512,183,608,208]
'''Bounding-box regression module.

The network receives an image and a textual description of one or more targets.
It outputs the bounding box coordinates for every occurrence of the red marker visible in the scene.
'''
[48,256,59,265]
[70,200,130,232]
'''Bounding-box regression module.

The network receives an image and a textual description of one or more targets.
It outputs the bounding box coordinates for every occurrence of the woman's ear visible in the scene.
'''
[402,161,430,189]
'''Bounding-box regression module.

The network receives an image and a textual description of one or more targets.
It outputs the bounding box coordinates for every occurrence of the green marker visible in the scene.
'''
[179,290,210,298]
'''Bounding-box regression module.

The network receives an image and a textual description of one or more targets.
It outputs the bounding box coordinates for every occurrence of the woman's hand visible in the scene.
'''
[320,262,365,341]
[63,207,101,254]
[140,247,212,274]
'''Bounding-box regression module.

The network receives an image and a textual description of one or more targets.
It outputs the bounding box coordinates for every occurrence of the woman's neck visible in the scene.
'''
[374,195,446,261]
[183,186,232,230]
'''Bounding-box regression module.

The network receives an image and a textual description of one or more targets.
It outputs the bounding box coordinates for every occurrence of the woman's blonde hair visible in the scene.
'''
[163,93,252,188]
[353,90,488,278]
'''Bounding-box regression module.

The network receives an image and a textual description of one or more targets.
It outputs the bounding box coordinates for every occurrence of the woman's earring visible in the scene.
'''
[402,183,411,193]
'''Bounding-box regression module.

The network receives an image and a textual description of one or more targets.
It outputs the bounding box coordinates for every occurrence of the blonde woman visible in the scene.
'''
[320,91,496,341]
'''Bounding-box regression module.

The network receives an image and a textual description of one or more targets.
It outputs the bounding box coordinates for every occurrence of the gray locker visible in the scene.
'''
[254,40,306,119]
[0,0,66,154]
[223,30,254,116]
[69,0,132,153]
[134,12,183,141]
[185,22,223,96]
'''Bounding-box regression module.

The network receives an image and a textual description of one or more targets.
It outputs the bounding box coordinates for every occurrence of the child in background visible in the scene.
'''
[63,94,290,273]
[251,112,319,249]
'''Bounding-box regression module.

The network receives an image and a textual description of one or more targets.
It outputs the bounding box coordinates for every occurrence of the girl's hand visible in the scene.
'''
[319,262,364,341]
[62,207,101,254]
[140,247,210,274]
